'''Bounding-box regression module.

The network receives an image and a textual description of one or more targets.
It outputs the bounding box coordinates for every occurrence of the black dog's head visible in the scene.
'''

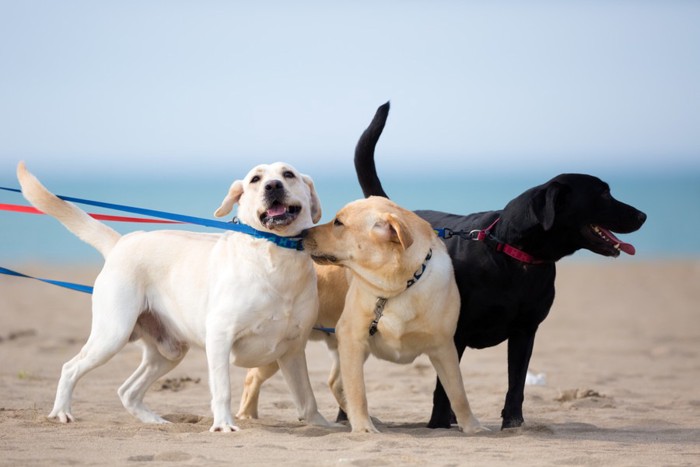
[501,174,646,261]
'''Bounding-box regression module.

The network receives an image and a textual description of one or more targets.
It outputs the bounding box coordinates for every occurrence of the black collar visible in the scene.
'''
[369,248,432,336]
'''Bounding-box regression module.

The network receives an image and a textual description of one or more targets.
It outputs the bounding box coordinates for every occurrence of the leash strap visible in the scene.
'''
[2,263,339,337]
[435,218,544,265]
[0,186,303,250]
[0,266,347,338]
[0,266,93,294]
[0,203,183,224]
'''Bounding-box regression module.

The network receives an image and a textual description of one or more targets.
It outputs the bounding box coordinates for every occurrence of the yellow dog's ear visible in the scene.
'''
[373,213,413,250]
[301,174,322,224]
[214,180,244,218]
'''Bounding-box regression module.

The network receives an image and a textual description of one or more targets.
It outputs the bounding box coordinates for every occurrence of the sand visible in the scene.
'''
[1,260,699,466]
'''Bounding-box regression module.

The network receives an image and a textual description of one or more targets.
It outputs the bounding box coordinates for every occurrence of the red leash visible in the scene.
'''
[0,203,183,224]
[473,218,544,265]
[435,218,546,265]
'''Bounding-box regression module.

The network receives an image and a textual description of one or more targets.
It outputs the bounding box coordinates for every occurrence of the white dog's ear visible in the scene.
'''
[302,174,322,223]
[214,180,244,218]
[374,213,413,250]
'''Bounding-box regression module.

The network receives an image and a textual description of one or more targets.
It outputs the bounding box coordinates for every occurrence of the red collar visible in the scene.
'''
[434,218,546,265]
[473,218,544,265]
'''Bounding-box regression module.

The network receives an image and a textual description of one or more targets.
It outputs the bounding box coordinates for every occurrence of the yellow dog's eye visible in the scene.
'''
[334,218,343,227]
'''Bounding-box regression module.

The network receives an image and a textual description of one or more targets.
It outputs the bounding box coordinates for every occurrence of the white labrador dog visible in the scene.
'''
[17,161,330,432]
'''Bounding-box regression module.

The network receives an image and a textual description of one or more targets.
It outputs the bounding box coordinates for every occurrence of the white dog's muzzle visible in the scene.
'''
[259,179,302,229]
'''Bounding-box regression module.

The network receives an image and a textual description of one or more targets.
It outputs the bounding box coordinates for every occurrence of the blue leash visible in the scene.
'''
[0,186,304,250]
[0,266,94,294]
[0,264,335,333]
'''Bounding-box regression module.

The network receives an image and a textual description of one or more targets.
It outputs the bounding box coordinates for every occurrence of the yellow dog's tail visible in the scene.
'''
[17,162,121,258]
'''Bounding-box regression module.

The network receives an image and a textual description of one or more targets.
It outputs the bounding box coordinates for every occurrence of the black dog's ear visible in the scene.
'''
[529,182,565,231]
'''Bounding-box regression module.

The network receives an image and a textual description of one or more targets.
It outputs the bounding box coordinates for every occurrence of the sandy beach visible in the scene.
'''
[1,260,698,466]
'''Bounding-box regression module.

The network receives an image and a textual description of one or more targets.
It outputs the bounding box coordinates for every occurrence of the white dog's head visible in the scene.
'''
[214,162,322,235]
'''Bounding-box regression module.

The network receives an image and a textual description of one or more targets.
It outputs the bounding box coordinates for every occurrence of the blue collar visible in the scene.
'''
[228,217,304,251]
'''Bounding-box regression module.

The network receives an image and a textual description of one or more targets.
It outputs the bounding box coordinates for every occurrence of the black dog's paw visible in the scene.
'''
[335,408,348,423]
[426,418,453,429]
[426,421,452,429]
[427,409,457,429]
[501,416,524,430]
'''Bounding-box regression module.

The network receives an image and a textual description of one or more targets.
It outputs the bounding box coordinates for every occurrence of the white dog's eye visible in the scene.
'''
[283,171,296,179]
[250,175,261,183]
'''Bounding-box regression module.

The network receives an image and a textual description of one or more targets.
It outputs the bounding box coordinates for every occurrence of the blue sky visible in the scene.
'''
[1,1,699,179]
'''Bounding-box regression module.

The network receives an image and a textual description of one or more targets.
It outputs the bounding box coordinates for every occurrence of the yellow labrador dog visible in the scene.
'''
[303,196,484,434]
[237,264,349,420]
[17,161,331,432]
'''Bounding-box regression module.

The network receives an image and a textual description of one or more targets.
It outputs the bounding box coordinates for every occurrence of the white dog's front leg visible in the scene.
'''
[277,349,330,427]
[205,330,238,432]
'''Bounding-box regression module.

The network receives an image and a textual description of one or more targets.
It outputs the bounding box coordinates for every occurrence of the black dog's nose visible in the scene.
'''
[637,211,647,224]
[265,180,284,191]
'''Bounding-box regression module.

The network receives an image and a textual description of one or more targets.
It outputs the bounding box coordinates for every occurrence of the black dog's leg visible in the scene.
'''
[335,408,348,423]
[501,330,537,429]
[427,379,453,428]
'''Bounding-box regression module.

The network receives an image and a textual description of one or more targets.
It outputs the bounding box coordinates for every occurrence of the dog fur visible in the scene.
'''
[17,161,331,432]
[303,196,485,434]
[353,103,647,430]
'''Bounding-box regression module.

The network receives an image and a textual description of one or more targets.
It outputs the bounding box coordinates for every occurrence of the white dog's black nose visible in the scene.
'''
[265,180,284,192]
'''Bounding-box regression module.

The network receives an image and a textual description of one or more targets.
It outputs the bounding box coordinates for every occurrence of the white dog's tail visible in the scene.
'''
[17,162,121,258]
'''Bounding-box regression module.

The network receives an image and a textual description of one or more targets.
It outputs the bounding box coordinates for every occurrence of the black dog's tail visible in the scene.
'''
[354,101,390,199]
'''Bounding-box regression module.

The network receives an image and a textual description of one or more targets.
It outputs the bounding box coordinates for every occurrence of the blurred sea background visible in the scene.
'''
[2,2,699,267]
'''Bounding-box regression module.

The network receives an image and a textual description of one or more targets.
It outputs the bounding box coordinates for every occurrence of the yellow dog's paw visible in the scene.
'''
[351,422,380,433]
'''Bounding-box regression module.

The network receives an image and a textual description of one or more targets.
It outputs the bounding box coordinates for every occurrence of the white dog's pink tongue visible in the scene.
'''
[599,226,636,255]
[267,205,287,217]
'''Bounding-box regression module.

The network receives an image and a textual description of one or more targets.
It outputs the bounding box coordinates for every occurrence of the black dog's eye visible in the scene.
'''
[601,190,612,200]
[283,171,296,179]
[250,175,261,183]
[334,218,343,227]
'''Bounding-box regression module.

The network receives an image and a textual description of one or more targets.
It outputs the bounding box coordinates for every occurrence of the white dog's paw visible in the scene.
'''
[304,412,333,427]
[209,423,240,433]
[48,410,75,423]
[141,414,171,424]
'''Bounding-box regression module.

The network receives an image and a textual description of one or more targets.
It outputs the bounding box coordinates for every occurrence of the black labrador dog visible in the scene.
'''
[354,102,647,430]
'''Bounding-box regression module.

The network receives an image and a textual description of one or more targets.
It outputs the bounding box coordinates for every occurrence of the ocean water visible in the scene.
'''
[1,171,699,266]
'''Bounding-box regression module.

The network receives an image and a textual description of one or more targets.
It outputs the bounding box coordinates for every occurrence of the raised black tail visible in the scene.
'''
[354,101,390,198]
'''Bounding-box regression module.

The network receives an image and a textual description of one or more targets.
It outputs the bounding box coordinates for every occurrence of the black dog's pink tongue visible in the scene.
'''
[267,205,287,217]
[600,227,636,255]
